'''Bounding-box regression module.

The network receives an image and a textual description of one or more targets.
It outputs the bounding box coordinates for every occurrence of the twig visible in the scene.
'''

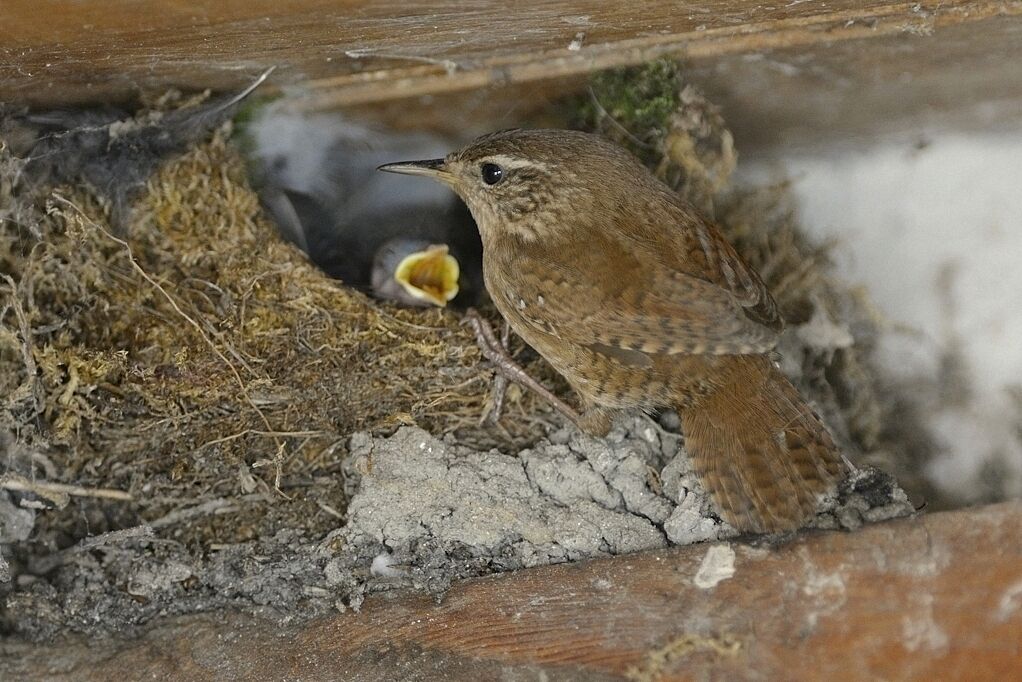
[1,274,44,416]
[1,472,133,506]
[369,301,452,332]
[587,86,656,151]
[198,429,328,450]
[316,501,344,520]
[212,66,276,114]
[29,451,59,479]
[148,495,264,530]
[79,525,155,549]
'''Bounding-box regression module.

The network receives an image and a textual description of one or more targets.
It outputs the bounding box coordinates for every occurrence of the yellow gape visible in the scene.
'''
[393,244,460,307]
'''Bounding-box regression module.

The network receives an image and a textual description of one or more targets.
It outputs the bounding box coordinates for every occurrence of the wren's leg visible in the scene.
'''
[463,309,581,426]
[485,320,512,423]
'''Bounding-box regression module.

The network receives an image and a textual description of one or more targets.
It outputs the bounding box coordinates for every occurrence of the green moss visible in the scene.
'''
[229,95,274,157]
[571,59,685,163]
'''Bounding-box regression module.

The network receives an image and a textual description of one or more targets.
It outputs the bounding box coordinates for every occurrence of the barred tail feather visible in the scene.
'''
[680,355,845,533]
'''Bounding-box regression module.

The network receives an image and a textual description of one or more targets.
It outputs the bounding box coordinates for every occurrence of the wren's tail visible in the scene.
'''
[679,354,845,533]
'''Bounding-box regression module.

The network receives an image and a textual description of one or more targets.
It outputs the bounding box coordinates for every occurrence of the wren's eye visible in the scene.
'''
[480,163,505,185]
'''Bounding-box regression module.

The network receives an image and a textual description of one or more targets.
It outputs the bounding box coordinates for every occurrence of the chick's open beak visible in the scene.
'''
[377,158,449,179]
[393,244,460,307]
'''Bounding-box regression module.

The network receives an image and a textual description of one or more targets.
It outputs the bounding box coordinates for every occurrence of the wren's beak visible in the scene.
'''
[393,244,460,306]
[377,158,449,180]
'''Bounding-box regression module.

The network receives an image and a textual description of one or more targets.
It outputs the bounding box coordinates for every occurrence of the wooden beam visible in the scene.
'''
[684,12,1022,151]
[5,501,1022,681]
[2,1,1021,109]
[335,11,1022,153]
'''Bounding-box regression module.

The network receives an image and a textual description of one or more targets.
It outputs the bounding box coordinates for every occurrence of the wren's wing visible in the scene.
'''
[510,208,781,356]
[680,211,782,333]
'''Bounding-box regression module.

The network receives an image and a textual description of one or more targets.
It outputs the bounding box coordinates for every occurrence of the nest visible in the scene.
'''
[0,128,560,561]
[0,62,918,639]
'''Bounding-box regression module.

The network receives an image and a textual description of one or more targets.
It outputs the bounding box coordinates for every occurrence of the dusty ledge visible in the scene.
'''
[3,501,1020,681]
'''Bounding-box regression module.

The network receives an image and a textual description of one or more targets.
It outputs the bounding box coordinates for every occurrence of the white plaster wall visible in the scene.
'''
[741,129,1022,501]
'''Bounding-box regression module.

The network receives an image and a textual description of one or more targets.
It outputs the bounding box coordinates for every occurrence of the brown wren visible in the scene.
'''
[380,129,845,533]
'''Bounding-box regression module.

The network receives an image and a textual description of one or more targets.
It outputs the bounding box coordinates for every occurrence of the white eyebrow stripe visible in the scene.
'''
[484,154,550,172]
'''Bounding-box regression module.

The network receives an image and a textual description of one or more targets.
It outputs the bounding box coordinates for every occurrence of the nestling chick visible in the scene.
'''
[246,110,481,306]
[380,129,846,533]
[371,238,461,307]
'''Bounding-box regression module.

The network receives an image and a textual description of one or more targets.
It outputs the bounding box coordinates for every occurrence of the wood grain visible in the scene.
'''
[5,501,1021,681]
[315,11,1022,155]
[2,0,1021,110]
[684,12,1022,152]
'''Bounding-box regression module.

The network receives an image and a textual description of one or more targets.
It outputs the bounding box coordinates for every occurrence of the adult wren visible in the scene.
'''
[380,129,845,533]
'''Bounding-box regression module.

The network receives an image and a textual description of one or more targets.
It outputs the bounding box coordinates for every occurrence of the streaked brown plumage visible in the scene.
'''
[379,129,845,533]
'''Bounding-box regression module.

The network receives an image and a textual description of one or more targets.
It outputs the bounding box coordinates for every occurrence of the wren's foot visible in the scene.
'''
[485,319,512,423]
[463,308,581,426]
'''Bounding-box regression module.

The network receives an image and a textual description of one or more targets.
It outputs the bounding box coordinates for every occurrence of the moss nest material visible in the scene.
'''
[0,64,912,642]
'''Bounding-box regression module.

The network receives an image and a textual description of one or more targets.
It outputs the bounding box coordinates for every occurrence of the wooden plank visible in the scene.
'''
[2,1,1021,109]
[5,501,1022,681]
[684,13,1022,151]
[335,11,1022,152]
